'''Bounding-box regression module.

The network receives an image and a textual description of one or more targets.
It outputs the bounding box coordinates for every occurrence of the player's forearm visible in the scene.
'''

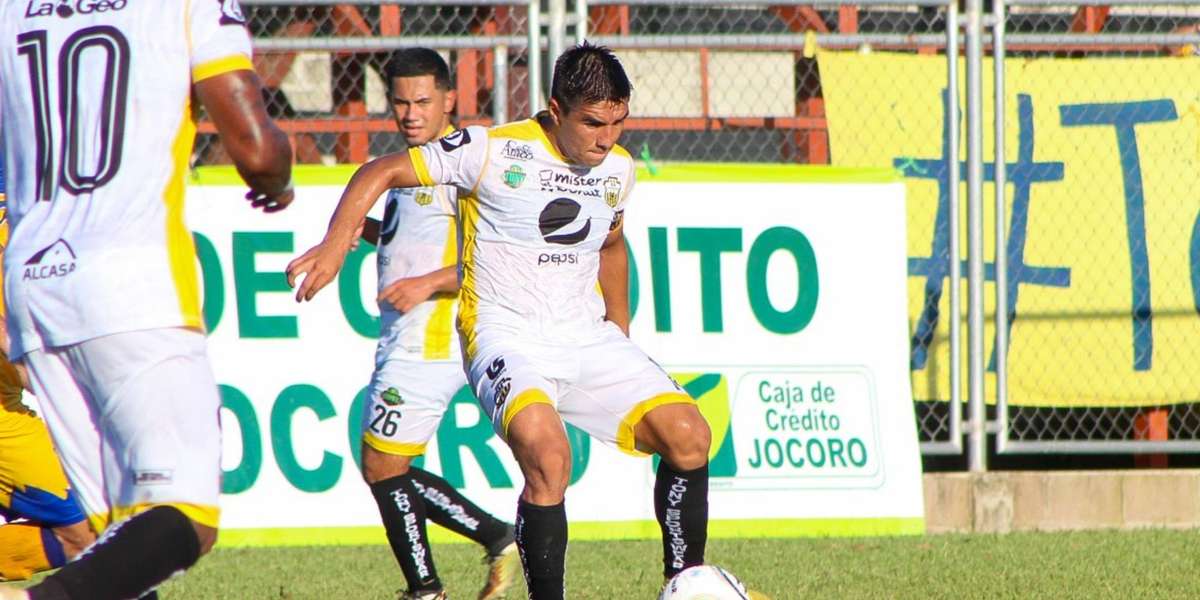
[195,70,293,196]
[323,155,419,249]
[598,239,631,334]
[235,128,292,196]
[426,265,460,294]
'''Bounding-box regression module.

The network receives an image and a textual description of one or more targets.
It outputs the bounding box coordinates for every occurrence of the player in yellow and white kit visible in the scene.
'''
[289,44,714,600]
[350,48,518,600]
[0,1,293,598]
[0,154,95,582]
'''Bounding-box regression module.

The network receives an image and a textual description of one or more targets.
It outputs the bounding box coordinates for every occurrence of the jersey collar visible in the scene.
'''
[531,112,569,164]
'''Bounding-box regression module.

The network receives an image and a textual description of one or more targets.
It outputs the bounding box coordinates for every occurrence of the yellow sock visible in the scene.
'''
[0,523,53,581]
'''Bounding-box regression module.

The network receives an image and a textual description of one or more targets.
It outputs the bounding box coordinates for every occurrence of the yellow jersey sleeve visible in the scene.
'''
[188,0,254,83]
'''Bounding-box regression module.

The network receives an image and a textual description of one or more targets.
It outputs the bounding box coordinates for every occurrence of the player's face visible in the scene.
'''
[389,75,456,147]
[549,98,629,167]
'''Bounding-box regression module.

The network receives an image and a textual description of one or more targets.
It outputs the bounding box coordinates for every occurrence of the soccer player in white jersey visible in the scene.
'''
[0,2,293,599]
[349,48,519,600]
[288,43,713,600]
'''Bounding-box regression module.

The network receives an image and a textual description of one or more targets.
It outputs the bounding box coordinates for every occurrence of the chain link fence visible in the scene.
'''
[193,1,1200,458]
[992,2,1200,453]
[195,0,962,166]
[196,0,535,164]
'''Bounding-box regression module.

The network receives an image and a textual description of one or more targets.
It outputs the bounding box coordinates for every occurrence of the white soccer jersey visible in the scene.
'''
[375,129,461,363]
[411,118,635,360]
[0,0,253,357]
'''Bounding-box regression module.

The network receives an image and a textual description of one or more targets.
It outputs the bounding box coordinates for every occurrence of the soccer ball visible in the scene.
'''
[658,565,750,600]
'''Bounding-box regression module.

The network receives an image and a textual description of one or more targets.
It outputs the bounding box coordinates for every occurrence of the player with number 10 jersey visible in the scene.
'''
[0,1,293,599]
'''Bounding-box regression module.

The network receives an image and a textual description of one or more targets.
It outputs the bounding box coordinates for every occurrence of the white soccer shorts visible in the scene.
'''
[467,322,694,455]
[361,359,468,456]
[21,328,221,532]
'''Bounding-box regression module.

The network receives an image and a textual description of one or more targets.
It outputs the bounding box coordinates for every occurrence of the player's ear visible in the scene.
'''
[548,98,563,124]
[443,89,457,115]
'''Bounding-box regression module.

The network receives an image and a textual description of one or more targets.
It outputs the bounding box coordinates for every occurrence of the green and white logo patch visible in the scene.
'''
[502,164,526,189]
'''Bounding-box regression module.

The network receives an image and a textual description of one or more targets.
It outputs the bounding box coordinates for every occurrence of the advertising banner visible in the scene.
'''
[185,166,923,544]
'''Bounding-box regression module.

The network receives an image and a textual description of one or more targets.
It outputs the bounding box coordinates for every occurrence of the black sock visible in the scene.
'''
[655,461,709,578]
[28,505,201,600]
[409,467,513,554]
[515,499,567,600]
[370,475,441,593]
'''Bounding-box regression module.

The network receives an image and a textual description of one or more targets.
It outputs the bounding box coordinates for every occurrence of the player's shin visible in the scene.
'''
[514,499,567,600]
[0,524,64,580]
[408,467,513,553]
[369,475,442,593]
[25,505,201,600]
[654,461,709,579]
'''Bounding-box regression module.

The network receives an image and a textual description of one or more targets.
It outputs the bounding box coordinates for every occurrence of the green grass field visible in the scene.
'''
[21,529,1193,599]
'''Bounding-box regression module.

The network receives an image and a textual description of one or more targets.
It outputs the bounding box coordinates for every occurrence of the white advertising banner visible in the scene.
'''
[184,171,923,544]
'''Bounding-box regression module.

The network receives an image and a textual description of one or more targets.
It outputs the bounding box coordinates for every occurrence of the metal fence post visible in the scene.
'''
[992,0,1010,455]
[528,0,543,114]
[494,44,510,124]
[575,0,589,43]
[549,0,568,67]
[945,0,964,457]
[965,0,988,472]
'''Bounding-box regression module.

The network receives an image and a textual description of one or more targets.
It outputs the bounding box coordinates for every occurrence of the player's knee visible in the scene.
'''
[512,435,572,499]
[506,403,572,496]
[524,448,572,501]
[532,443,572,481]
[360,444,413,484]
[659,411,711,470]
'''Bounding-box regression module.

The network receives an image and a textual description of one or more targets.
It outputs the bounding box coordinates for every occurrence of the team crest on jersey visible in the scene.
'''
[381,387,404,406]
[413,189,434,206]
[218,0,247,25]
[502,164,526,189]
[23,239,76,281]
[439,129,471,152]
[603,176,621,207]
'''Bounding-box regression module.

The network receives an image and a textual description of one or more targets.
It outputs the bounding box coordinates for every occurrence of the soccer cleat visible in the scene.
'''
[398,590,448,600]
[477,541,520,600]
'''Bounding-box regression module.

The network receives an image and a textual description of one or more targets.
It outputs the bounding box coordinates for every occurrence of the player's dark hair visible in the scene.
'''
[383,48,452,91]
[550,42,631,114]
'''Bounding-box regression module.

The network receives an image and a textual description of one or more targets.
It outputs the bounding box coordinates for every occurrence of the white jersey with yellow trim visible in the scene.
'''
[375,132,461,363]
[410,117,635,359]
[0,0,253,358]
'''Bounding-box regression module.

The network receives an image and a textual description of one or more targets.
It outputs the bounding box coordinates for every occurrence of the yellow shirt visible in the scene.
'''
[0,200,27,413]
